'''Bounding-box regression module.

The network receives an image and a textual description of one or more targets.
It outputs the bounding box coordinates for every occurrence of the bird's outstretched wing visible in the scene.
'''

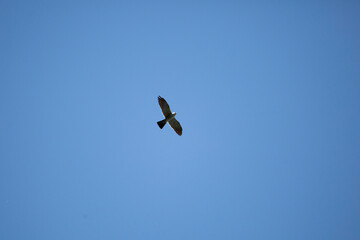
[158,96,171,117]
[168,118,182,136]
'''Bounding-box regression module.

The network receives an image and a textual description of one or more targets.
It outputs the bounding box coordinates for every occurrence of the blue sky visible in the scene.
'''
[1,1,360,239]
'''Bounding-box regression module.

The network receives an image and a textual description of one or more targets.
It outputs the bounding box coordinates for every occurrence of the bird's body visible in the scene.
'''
[166,112,176,121]
[157,96,182,136]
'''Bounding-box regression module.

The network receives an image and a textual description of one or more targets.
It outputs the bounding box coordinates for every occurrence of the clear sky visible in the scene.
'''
[1,1,360,239]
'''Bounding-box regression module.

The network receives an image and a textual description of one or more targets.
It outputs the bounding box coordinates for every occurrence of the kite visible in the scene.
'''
[157,96,182,136]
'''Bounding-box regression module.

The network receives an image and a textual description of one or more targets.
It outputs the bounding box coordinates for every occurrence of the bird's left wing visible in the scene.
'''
[168,118,182,136]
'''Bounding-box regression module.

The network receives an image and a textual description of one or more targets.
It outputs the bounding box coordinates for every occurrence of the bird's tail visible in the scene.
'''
[157,119,167,129]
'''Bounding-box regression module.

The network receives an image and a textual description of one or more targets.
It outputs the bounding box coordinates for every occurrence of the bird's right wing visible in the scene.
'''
[158,96,172,117]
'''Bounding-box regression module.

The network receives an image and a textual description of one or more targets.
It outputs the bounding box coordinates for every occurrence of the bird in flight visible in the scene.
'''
[157,96,182,136]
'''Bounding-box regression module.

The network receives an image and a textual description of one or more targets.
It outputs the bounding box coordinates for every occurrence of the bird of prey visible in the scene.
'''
[157,96,182,136]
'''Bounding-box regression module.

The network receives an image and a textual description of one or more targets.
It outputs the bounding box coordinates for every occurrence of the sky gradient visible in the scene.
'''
[1,1,360,239]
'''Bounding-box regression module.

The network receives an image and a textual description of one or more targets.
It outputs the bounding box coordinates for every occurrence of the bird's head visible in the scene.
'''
[172,112,176,116]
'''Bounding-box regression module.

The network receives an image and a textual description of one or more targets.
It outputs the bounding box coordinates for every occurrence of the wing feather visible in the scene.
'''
[168,118,182,136]
[158,96,172,117]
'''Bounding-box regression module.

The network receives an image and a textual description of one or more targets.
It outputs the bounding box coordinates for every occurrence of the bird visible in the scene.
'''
[157,96,182,136]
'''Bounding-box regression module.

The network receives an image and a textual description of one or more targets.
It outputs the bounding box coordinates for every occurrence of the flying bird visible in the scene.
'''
[157,96,182,136]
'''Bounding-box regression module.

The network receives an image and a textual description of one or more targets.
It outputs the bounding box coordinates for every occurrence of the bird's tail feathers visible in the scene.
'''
[157,119,166,129]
